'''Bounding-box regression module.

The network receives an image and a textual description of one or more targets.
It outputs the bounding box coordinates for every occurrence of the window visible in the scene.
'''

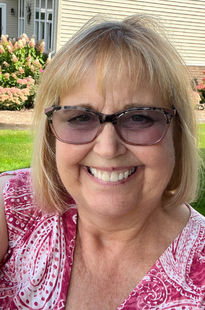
[0,3,6,35]
[18,0,25,36]
[35,0,54,52]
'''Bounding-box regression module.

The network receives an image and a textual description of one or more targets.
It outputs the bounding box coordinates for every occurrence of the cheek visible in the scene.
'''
[55,140,91,168]
[55,142,85,189]
[153,133,176,182]
[133,130,175,178]
[161,130,176,167]
[135,135,175,200]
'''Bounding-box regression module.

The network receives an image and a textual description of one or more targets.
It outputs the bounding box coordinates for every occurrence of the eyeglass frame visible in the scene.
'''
[44,105,176,146]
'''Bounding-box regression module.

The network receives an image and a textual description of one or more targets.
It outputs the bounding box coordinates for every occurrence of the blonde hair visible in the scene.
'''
[32,14,201,213]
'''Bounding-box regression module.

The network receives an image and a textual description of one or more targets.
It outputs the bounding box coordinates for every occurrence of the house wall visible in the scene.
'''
[1,0,18,38]
[189,66,205,86]
[0,0,35,39]
[57,0,205,81]
[24,0,35,38]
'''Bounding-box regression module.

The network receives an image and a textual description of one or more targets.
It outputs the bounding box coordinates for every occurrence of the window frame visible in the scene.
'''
[34,0,54,53]
[0,3,6,35]
[18,0,25,36]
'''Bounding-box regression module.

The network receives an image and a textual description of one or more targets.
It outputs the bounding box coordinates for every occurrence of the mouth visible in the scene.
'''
[87,167,137,182]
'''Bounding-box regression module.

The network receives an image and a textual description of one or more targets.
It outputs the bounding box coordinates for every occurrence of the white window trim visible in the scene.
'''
[18,0,26,36]
[0,3,6,35]
[35,0,54,53]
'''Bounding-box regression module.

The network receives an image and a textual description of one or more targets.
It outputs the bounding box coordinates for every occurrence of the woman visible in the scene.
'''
[0,15,204,309]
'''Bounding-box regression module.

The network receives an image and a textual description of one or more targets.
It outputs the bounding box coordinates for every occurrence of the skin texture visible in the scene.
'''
[58,75,190,310]
[56,76,176,227]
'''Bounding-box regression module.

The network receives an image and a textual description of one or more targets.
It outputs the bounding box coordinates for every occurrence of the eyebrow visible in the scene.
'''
[72,103,150,111]
[74,103,94,109]
[123,103,147,109]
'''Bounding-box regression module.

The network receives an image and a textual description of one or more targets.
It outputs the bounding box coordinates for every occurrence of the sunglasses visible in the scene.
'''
[44,106,176,145]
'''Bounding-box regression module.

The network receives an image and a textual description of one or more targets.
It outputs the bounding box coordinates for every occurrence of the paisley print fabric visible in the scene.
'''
[0,169,77,310]
[0,169,205,309]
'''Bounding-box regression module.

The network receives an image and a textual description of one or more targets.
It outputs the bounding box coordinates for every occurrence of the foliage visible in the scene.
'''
[0,34,49,110]
[192,149,205,214]
[197,71,205,104]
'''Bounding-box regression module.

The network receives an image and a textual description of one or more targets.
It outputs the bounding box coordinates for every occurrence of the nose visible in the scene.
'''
[93,123,127,158]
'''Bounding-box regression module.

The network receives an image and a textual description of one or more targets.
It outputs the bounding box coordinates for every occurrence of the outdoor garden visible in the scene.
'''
[0,33,205,214]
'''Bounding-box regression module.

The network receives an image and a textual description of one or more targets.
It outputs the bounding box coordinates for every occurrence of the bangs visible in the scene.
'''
[54,21,179,102]
[95,35,149,95]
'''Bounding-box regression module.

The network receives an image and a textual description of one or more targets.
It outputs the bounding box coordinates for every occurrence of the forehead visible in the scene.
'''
[60,71,166,112]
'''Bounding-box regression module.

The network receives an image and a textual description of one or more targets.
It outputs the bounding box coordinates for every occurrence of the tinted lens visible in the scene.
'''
[52,109,99,143]
[117,110,167,145]
[48,107,172,145]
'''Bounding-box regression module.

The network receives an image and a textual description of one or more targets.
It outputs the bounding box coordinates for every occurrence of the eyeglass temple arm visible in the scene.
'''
[45,107,54,118]
[44,106,62,122]
[165,109,176,123]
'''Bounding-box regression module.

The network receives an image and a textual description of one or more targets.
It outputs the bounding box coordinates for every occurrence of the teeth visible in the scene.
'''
[110,172,119,182]
[97,170,102,180]
[89,167,136,182]
[119,172,124,180]
[102,172,110,181]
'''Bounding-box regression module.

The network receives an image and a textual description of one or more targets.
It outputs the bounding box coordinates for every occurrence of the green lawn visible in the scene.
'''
[0,126,205,214]
[0,130,32,173]
[192,124,205,214]
[198,123,205,150]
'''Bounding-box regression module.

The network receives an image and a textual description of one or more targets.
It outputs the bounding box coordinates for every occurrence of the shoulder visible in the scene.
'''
[0,169,35,262]
[175,206,205,255]
[189,206,205,232]
[1,168,32,201]
[152,207,205,305]
[163,206,205,280]
[0,173,16,262]
[1,169,33,211]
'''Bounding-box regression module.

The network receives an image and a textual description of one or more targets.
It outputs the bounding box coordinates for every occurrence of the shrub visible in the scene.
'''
[0,34,49,110]
[197,71,205,104]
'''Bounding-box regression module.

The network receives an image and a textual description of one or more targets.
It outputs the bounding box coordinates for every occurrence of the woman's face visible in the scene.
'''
[56,75,175,221]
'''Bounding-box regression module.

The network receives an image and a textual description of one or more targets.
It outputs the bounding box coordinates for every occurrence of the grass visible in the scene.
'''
[0,125,205,214]
[198,123,205,149]
[192,124,205,214]
[0,130,32,173]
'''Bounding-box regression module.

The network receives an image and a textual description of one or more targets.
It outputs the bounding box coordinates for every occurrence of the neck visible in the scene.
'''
[76,201,163,248]
[76,200,190,255]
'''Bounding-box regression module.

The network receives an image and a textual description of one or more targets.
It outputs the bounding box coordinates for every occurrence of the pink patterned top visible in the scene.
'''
[1,169,205,309]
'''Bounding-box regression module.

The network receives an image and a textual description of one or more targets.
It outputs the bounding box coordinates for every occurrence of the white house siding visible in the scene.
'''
[57,0,205,81]
[1,0,18,38]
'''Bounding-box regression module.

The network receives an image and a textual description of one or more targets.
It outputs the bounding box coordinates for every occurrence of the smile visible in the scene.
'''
[88,167,137,182]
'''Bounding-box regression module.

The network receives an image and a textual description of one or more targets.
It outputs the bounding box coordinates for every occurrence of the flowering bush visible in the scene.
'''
[197,71,205,104]
[0,77,35,110]
[0,33,49,110]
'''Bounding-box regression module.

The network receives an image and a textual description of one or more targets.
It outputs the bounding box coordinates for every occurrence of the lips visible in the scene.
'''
[88,167,137,182]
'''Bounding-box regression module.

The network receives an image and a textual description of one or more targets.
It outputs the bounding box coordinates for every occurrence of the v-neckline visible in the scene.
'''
[63,205,199,309]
